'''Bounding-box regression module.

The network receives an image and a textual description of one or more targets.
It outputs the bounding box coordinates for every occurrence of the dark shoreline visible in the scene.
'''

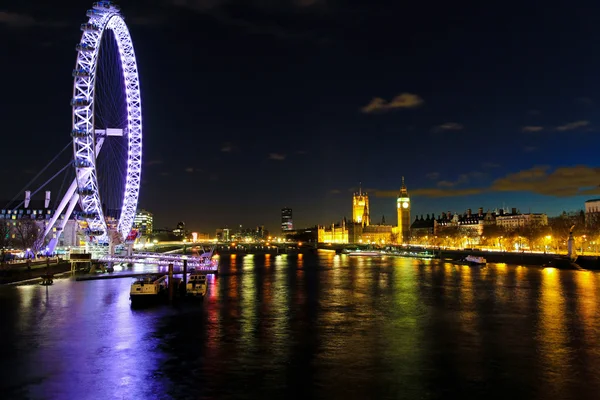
[0,261,73,285]
[436,248,600,271]
[2,248,598,286]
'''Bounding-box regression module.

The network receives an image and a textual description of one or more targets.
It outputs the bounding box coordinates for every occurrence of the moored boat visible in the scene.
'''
[130,275,167,305]
[186,273,207,299]
[346,250,381,256]
[464,255,486,265]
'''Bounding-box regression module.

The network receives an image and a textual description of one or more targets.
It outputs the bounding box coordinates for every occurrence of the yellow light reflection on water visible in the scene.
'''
[384,257,425,392]
[455,264,484,381]
[274,253,287,269]
[574,271,598,347]
[538,267,568,397]
[239,254,257,352]
[269,251,291,368]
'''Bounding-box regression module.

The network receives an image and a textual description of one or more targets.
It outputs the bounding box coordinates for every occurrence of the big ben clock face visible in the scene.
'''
[402,202,409,209]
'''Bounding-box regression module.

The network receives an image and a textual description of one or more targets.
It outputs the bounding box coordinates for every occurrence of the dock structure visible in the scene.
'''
[97,252,218,273]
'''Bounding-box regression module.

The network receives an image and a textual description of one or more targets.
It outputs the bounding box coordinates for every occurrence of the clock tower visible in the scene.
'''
[396,177,411,243]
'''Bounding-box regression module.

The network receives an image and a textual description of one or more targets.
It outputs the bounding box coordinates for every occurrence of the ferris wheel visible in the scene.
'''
[37,1,142,251]
[71,1,142,245]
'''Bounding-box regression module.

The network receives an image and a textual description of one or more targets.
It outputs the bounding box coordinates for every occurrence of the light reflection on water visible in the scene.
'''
[0,253,599,399]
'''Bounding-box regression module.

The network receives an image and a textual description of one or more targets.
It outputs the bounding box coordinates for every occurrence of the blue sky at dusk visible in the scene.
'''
[2,0,600,232]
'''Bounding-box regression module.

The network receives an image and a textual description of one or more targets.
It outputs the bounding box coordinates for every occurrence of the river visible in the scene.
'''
[1,251,599,399]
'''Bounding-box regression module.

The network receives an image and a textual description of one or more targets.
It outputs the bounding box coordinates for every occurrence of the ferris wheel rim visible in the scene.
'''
[71,3,142,244]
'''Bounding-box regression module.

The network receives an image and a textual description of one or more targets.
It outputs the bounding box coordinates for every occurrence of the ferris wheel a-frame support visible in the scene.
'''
[43,129,122,254]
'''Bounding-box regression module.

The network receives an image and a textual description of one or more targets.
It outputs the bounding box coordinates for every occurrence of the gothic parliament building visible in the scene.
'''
[317,180,411,244]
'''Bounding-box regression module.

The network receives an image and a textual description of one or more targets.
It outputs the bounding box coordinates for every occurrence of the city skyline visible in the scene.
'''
[2,0,600,232]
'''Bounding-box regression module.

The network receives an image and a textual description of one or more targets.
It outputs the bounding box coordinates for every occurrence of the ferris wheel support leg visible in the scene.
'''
[43,179,78,240]
[46,193,80,255]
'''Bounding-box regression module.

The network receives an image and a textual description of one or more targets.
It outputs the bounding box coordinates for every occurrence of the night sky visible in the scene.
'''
[2,0,600,233]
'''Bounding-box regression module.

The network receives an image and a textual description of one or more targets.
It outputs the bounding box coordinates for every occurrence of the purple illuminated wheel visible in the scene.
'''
[71,2,142,244]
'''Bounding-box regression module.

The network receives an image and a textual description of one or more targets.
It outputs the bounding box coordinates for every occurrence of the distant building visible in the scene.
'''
[1,199,81,248]
[133,209,153,237]
[396,177,411,243]
[318,220,349,243]
[585,199,600,214]
[231,225,269,242]
[216,228,231,241]
[193,232,210,241]
[495,208,548,228]
[410,214,437,237]
[351,222,394,244]
[173,221,185,238]
[352,185,370,226]
[285,226,318,243]
[585,199,600,225]
[281,208,293,232]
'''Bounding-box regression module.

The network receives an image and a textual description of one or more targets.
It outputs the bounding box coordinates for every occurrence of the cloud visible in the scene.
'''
[184,167,204,173]
[221,143,232,152]
[576,97,593,106]
[361,93,423,113]
[269,153,286,161]
[436,171,485,188]
[431,122,463,133]
[0,11,36,28]
[170,0,326,11]
[0,11,66,28]
[556,120,589,131]
[522,126,543,132]
[482,162,500,168]
[329,189,341,194]
[389,165,600,199]
[145,159,164,166]
[374,187,484,198]
[169,0,326,40]
[296,150,307,155]
[491,165,600,197]
[130,15,167,25]
[411,188,485,198]
[160,172,170,177]
[523,146,537,152]
[426,172,440,180]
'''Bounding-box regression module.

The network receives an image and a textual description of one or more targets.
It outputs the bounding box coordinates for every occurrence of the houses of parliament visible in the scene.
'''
[317,179,411,244]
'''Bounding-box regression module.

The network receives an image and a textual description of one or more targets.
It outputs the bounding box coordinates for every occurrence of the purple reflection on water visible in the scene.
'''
[0,279,174,399]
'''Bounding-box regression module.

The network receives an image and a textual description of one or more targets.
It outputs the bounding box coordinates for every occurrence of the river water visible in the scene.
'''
[0,252,599,400]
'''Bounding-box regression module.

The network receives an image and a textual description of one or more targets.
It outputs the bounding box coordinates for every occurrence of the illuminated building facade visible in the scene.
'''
[396,177,411,243]
[133,209,153,237]
[496,210,548,228]
[1,200,82,248]
[352,223,393,244]
[281,208,293,232]
[352,185,370,226]
[216,228,231,241]
[318,220,349,243]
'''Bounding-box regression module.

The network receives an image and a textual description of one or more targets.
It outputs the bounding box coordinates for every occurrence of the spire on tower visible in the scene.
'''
[401,176,405,188]
[359,181,362,196]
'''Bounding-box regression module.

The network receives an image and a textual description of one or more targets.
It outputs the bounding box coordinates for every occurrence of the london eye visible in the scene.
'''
[70,1,142,246]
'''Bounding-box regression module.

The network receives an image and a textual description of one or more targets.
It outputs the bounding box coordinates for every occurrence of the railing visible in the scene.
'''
[127,252,211,261]
[97,255,218,271]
